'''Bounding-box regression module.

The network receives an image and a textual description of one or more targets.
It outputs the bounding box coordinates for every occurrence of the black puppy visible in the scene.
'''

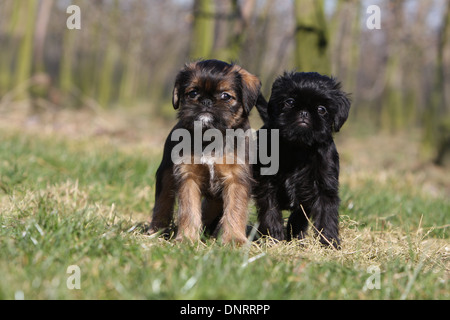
[254,72,350,248]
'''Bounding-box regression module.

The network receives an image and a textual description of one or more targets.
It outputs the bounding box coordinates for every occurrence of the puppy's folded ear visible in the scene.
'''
[172,70,184,109]
[172,62,197,109]
[332,89,351,132]
[235,67,262,115]
[172,69,184,109]
[172,86,180,109]
[255,93,269,125]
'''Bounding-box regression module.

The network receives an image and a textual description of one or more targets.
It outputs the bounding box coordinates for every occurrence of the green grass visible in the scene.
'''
[0,129,448,300]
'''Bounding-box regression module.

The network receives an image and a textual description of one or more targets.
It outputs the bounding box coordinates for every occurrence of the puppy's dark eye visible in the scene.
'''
[317,106,327,115]
[188,90,198,99]
[284,98,295,108]
[221,92,232,101]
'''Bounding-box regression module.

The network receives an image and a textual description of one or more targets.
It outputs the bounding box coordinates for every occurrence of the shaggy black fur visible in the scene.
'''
[253,72,350,248]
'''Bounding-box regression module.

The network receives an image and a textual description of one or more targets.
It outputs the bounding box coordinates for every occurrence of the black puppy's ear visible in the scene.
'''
[332,88,351,132]
[266,75,287,126]
[255,93,269,125]
[234,66,262,115]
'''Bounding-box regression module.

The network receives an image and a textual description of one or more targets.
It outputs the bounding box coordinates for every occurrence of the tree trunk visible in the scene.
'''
[332,0,361,95]
[14,0,38,100]
[293,0,330,74]
[380,0,406,132]
[427,1,450,164]
[34,0,54,72]
[190,0,215,60]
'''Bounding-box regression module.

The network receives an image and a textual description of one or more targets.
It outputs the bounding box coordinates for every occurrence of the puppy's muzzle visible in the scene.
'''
[298,110,310,127]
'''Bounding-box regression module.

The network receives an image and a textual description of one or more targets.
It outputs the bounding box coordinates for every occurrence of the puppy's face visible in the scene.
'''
[172,60,261,131]
[268,72,350,145]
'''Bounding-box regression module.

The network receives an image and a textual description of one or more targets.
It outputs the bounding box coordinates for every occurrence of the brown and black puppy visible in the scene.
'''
[148,59,261,244]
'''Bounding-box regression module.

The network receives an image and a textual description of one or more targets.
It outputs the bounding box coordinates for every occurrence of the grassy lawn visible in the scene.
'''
[0,119,448,300]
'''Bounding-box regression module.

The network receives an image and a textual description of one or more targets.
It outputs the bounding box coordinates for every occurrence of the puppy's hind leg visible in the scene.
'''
[149,167,175,237]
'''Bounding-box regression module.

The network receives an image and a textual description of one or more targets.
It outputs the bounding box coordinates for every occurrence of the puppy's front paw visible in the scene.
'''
[319,235,341,250]
[221,233,248,246]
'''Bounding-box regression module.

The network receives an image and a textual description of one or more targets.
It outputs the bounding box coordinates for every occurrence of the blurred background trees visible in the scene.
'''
[0,0,449,163]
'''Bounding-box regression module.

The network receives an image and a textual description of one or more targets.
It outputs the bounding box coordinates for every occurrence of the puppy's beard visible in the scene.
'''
[280,125,314,146]
[197,114,214,127]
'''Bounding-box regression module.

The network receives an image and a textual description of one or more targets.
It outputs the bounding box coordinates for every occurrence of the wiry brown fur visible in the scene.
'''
[148,60,261,245]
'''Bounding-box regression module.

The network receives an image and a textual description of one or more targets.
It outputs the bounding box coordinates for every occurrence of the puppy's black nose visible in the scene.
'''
[201,98,213,108]
[300,110,309,118]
